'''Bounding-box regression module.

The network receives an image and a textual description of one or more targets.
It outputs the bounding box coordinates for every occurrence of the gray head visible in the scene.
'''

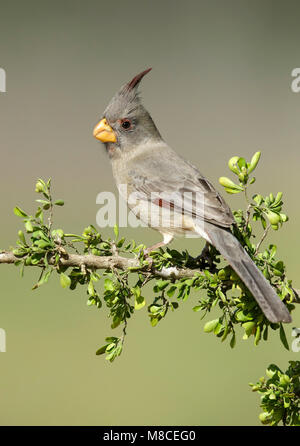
[93,69,162,156]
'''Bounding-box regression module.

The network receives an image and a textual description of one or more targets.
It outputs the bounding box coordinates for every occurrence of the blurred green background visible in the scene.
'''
[0,0,299,426]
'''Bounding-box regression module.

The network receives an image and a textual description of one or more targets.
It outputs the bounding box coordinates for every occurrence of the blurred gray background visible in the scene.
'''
[0,0,299,425]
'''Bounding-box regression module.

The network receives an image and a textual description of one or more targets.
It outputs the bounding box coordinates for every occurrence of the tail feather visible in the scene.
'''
[202,223,292,323]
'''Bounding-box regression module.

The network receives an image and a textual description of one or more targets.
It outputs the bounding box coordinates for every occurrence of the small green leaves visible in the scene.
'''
[35,180,45,193]
[220,151,262,195]
[12,248,27,257]
[251,361,300,426]
[7,159,296,372]
[5,161,299,429]
[96,337,123,362]
[252,191,289,231]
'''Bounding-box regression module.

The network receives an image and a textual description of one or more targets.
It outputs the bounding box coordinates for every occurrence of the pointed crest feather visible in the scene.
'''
[126,68,152,91]
[103,68,152,122]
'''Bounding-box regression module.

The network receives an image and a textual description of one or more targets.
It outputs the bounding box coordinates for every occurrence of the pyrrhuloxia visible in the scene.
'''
[93,68,291,324]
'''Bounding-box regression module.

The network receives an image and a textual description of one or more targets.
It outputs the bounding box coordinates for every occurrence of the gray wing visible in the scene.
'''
[126,145,234,228]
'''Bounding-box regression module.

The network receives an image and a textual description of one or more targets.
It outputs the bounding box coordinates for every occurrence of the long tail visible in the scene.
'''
[202,223,292,323]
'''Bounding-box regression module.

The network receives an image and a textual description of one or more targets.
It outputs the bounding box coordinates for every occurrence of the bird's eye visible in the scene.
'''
[121,119,131,130]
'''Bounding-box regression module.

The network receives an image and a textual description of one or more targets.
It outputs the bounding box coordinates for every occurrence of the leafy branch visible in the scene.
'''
[0,154,298,364]
[250,361,300,426]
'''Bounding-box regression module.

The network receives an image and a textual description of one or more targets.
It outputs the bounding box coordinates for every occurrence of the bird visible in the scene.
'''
[93,68,292,324]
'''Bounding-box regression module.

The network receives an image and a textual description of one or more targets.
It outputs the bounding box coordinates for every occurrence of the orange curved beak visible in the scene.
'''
[93,118,117,143]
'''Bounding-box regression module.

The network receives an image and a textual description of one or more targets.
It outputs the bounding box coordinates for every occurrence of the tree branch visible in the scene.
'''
[1,250,299,303]
[0,250,199,280]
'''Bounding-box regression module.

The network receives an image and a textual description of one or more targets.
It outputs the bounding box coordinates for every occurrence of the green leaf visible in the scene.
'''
[88,280,95,296]
[35,239,51,249]
[116,237,125,248]
[54,200,64,206]
[18,230,26,245]
[261,216,267,230]
[219,177,243,190]
[12,248,26,257]
[154,280,169,291]
[266,368,276,379]
[228,156,240,174]
[242,321,256,338]
[279,324,289,351]
[193,305,202,312]
[167,285,177,298]
[36,199,50,205]
[265,210,280,225]
[221,323,229,342]
[236,311,253,322]
[104,278,114,291]
[224,187,242,194]
[248,151,261,173]
[253,194,263,205]
[105,336,119,343]
[254,325,261,346]
[14,207,28,218]
[280,374,291,386]
[230,333,236,349]
[135,295,146,310]
[259,412,271,425]
[60,273,71,289]
[204,319,219,333]
[149,305,160,314]
[280,213,288,222]
[35,179,46,193]
[150,316,159,327]
[96,344,109,355]
[113,224,119,238]
[25,220,34,233]
[237,157,247,170]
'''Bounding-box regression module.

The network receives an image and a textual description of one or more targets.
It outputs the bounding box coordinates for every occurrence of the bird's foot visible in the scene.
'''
[143,241,167,256]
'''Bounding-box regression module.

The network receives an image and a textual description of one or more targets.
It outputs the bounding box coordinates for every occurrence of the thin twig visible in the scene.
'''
[255,223,271,255]
[244,204,252,232]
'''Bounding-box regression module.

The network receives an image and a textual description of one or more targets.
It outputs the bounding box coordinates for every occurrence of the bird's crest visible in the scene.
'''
[103,68,152,122]
[125,68,152,91]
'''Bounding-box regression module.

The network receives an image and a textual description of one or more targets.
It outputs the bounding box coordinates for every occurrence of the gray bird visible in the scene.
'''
[93,68,291,324]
